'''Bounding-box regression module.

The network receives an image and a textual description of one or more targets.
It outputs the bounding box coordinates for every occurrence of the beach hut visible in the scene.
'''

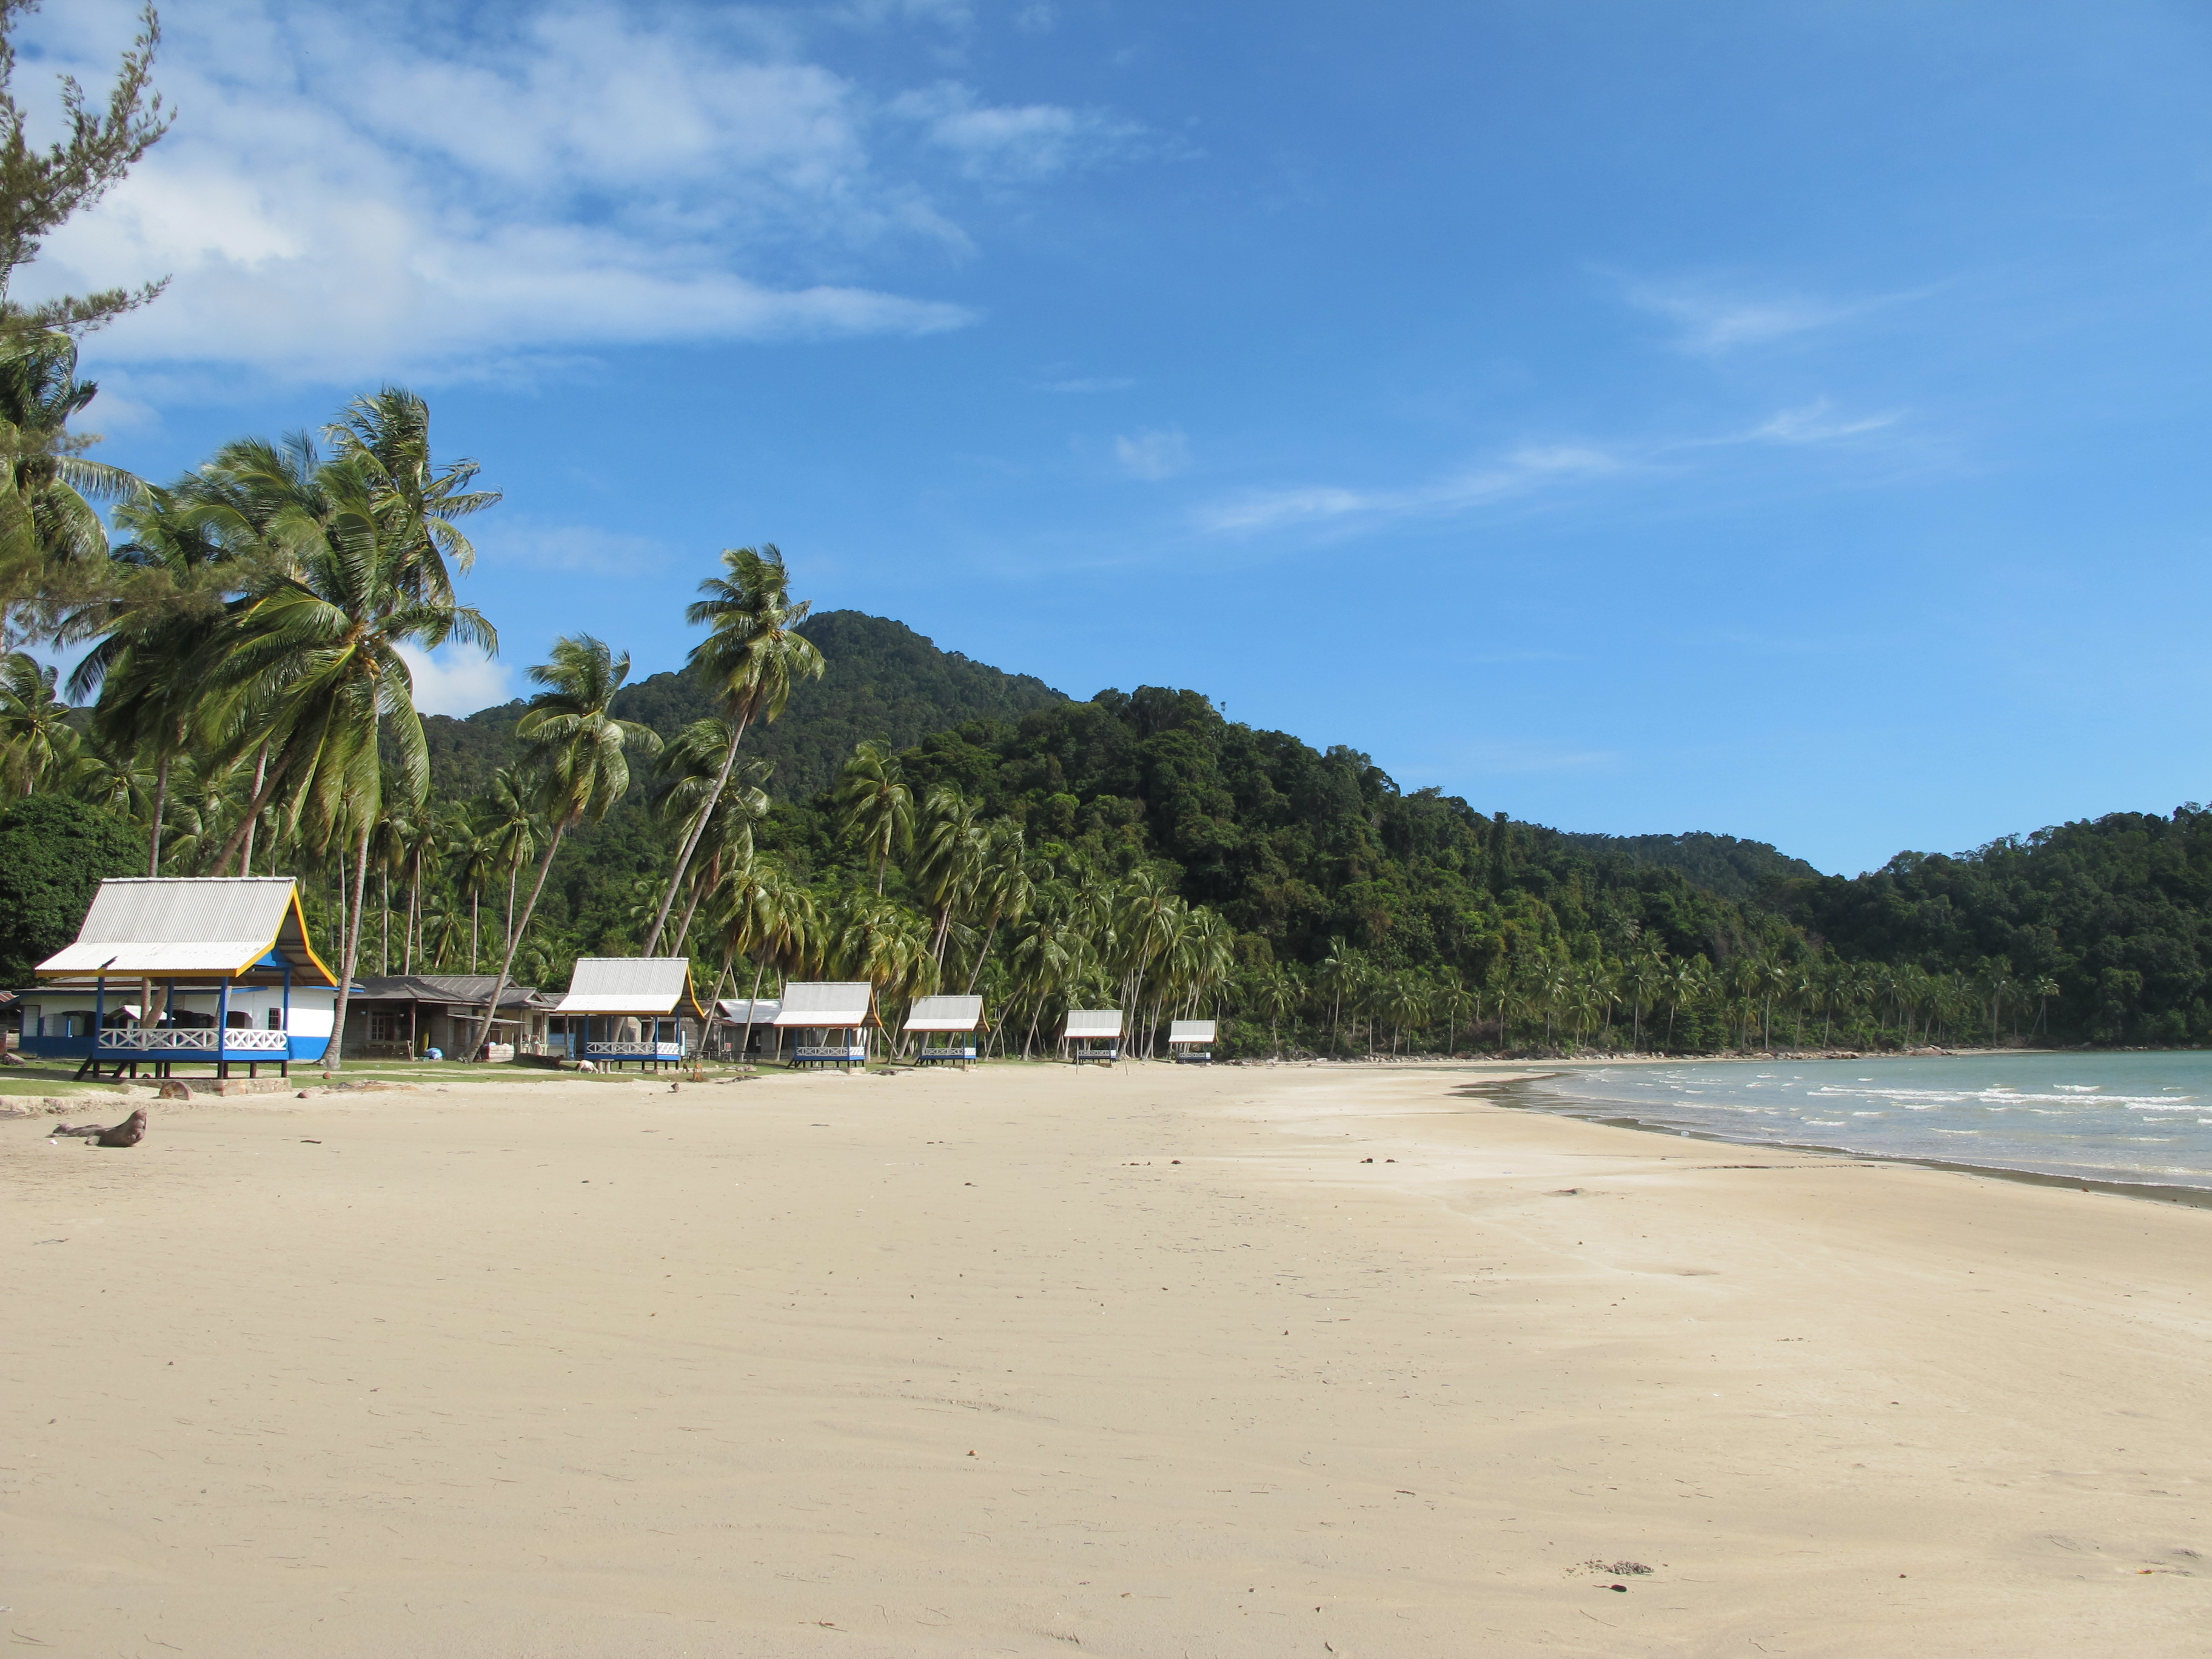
[27,877,337,1079]
[774,982,875,1070]
[548,958,706,1070]
[1168,1018,1218,1063]
[1062,1008,1123,1065]
[904,994,985,1065]
[714,997,782,1062]
[346,974,556,1061]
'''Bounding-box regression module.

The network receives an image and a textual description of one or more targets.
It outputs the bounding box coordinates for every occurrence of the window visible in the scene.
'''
[367,1011,404,1045]
[267,1008,285,1031]
[226,1010,253,1028]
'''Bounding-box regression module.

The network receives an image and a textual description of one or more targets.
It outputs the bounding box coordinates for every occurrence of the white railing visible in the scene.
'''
[99,1027,290,1053]
[796,1044,867,1061]
[585,1041,684,1059]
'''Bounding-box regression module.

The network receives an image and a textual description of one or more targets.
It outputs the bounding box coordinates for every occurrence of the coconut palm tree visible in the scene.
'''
[323,387,500,606]
[0,648,73,793]
[206,458,494,1067]
[466,635,659,1060]
[642,545,823,953]
[652,717,772,954]
[836,739,914,896]
[0,329,139,642]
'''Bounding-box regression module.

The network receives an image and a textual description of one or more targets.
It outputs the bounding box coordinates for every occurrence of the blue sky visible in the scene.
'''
[27,0,2212,874]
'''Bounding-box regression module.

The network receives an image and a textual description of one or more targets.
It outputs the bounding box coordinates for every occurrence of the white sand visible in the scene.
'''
[5,1061,2208,1655]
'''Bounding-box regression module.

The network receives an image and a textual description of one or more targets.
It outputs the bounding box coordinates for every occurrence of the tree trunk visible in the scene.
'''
[210,753,293,877]
[326,819,375,1073]
[240,743,269,876]
[471,823,568,1064]
[646,714,751,954]
[147,753,170,876]
[470,891,480,973]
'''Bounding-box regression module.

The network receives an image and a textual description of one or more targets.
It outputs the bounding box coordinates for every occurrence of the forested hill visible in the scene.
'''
[1769,808,2212,1045]
[423,611,1066,802]
[765,685,1792,980]
[1564,831,1822,904]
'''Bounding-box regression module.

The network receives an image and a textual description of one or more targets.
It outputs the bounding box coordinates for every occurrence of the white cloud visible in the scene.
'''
[1115,426,1190,480]
[1195,403,1905,537]
[1618,275,1915,355]
[19,0,1136,383]
[397,644,511,717]
[1198,444,1619,534]
[890,81,1147,183]
[1745,398,1899,444]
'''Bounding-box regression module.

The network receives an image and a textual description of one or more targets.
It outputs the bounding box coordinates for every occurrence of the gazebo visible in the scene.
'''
[1062,1008,1123,1065]
[774,982,875,1070]
[27,877,337,1080]
[549,958,706,1070]
[1168,1018,1218,1063]
[904,994,985,1065]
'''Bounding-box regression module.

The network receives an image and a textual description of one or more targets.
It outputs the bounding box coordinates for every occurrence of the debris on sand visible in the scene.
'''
[52,1108,149,1148]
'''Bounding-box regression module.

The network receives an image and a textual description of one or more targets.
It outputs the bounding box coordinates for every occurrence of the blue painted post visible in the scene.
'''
[281,964,292,1079]
[93,974,107,1079]
[217,977,232,1080]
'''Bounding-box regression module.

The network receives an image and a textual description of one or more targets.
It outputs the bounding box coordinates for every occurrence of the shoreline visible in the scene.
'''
[1461,1071,2212,1211]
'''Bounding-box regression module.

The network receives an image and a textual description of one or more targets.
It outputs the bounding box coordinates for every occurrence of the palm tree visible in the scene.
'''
[323,387,500,606]
[479,765,539,962]
[0,329,139,642]
[836,739,914,896]
[716,854,813,1064]
[0,649,73,793]
[912,785,985,966]
[652,717,772,954]
[466,635,659,1060]
[642,545,824,953]
[204,458,494,1067]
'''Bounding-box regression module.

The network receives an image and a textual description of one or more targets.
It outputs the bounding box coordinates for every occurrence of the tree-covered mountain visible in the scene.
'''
[423,611,1066,805]
[1564,831,1822,905]
[1769,809,2212,1045]
[765,686,1788,985]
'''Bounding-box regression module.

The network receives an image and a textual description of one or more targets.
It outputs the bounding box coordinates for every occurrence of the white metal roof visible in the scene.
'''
[773,982,874,1027]
[1168,1019,1218,1044]
[904,994,984,1032]
[37,878,335,984]
[551,957,702,1016]
[717,998,782,1024]
[1064,1009,1124,1039]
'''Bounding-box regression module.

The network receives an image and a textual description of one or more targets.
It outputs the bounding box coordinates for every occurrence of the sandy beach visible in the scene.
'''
[5,1059,2208,1657]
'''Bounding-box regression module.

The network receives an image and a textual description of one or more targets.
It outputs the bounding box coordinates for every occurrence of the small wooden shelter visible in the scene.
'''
[775,982,876,1070]
[1062,1008,1123,1065]
[715,997,782,1062]
[1168,1018,1218,1063]
[549,958,706,1070]
[28,877,337,1079]
[904,994,985,1065]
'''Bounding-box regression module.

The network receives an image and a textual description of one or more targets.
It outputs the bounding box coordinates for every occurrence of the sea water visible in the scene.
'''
[1519,1052,2212,1193]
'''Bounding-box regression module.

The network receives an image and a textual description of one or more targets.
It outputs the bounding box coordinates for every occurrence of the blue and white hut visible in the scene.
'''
[1062,1008,1123,1065]
[774,982,876,1070]
[904,994,985,1065]
[549,958,705,1070]
[1168,1018,1218,1064]
[27,877,337,1079]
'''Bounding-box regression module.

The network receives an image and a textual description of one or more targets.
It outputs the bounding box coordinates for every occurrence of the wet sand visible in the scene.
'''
[4,1061,2207,1656]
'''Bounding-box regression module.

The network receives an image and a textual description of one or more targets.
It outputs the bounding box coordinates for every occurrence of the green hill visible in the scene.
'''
[423,611,1067,803]
[1562,831,1822,905]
